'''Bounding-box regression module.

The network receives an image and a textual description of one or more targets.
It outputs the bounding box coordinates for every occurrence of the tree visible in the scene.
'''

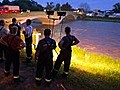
[61,2,72,11]
[10,0,18,6]
[19,3,29,11]
[2,0,10,5]
[54,3,61,11]
[45,2,54,11]
[79,2,90,12]
[0,2,2,6]
[10,0,43,11]
[30,0,43,11]
[112,2,120,13]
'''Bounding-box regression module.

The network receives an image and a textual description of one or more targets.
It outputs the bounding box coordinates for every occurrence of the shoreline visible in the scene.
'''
[2,12,120,60]
[78,16,120,23]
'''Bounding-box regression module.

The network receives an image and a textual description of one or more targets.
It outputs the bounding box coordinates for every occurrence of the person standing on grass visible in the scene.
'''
[9,18,21,37]
[0,19,9,62]
[35,29,56,86]
[52,26,79,78]
[23,19,33,63]
[0,26,26,82]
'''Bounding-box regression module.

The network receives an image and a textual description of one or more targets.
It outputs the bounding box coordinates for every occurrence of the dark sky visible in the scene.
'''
[6,0,120,10]
[34,0,120,10]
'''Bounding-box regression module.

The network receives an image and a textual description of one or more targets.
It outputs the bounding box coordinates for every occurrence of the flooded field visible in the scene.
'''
[4,18,120,59]
[54,21,120,59]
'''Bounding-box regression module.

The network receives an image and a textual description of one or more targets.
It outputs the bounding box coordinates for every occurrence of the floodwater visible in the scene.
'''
[5,19,120,59]
[54,21,120,59]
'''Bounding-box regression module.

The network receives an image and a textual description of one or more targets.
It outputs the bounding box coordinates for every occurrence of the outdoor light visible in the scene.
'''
[57,11,66,16]
[46,11,54,15]
[57,11,66,19]
[46,11,54,18]
[45,10,66,38]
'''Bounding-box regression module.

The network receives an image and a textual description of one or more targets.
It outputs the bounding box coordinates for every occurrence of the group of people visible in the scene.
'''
[0,17,79,86]
[0,18,33,81]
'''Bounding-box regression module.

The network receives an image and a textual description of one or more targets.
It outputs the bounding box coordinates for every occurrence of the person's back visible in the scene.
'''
[52,26,79,78]
[37,37,56,54]
[3,34,23,52]
[9,18,21,37]
[59,27,79,52]
[0,26,25,82]
[1,26,25,53]
[59,35,77,52]
[35,29,56,86]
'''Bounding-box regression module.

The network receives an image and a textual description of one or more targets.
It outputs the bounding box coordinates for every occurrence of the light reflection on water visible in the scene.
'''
[5,19,120,59]
[54,21,120,59]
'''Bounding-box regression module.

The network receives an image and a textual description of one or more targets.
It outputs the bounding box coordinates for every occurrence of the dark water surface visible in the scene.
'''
[54,21,120,59]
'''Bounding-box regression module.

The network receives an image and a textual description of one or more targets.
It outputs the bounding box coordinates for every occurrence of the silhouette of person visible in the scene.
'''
[52,26,79,78]
[0,19,9,62]
[35,29,56,86]
[0,26,25,82]
[23,19,33,62]
[9,18,21,37]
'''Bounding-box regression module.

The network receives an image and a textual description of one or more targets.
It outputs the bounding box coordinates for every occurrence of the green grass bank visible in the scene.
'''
[20,46,120,90]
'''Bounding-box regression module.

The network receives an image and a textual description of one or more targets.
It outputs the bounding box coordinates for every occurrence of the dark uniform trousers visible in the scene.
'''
[25,35,32,58]
[5,50,20,76]
[36,53,53,80]
[0,43,4,59]
[54,50,72,73]
[0,43,6,60]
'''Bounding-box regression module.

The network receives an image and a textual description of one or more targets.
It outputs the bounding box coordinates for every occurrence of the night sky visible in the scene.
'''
[6,0,120,10]
[34,0,120,10]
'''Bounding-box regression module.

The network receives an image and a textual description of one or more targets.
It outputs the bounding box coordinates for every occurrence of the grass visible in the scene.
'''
[67,46,120,90]
[1,11,120,23]
[20,45,120,90]
[1,11,120,90]
[78,16,120,23]
[0,11,45,19]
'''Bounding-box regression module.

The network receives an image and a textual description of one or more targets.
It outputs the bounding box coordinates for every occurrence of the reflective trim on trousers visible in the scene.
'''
[26,56,32,59]
[13,76,19,79]
[4,70,9,73]
[64,71,69,75]
[35,77,41,81]
[45,79,52,82]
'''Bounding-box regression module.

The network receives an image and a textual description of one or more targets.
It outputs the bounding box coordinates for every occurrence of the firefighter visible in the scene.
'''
[0,19,9,62]
[23,19,33,62]
[0,26,26,82]
[52,26,79,78]
[35,29,56,86]
[9,18,21,37]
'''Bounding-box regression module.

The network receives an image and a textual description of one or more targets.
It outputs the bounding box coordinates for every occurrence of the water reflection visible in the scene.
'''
[5,18,120,59]
[54,21,120,59]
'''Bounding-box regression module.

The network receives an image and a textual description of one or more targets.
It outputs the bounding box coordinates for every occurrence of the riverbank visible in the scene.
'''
[0,12,120,90]
[0,46,120,90]
[1,11,120,23]
[0,12,45,19]
[78,16,120,23]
